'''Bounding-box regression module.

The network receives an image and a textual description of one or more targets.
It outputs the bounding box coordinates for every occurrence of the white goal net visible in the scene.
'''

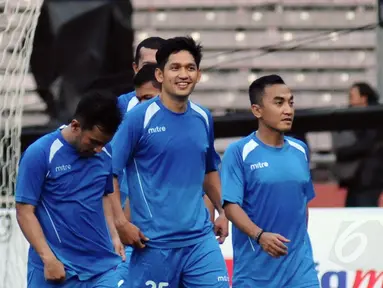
[0,0,43,287]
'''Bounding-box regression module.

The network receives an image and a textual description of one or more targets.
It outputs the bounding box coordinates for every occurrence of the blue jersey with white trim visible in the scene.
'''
[117,91,139,116]
[15,128,120,280]
[115,91,140,206]
[221,133,316,286]
[112,97,218,248]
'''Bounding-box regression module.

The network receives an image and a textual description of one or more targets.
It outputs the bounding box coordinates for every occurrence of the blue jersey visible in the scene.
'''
[221,133,317,287]
[112,97,218,248]
[115,91,140,207]
[118,91,139,116]
[15,128,121,281]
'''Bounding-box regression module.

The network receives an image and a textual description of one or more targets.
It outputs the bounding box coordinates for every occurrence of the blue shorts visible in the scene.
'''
[27,266,123,288]
[128,233,230,288]
[115,247,133,286]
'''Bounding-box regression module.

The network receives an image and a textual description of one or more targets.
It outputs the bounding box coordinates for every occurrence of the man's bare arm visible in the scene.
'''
[123,198,131,222]
[16,203,57,263]
[110,177,129,228]
[204,171,228,243]
[225,203,289,258]
[224,203,261,239]
[203,195,215,223]
[110,177,148,248]
[103,195,126,260]
[203,171,224,214]
[103,195,120,240]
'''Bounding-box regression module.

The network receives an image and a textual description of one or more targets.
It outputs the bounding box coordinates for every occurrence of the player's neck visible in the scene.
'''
[159,92,188,113]
[256,126,284,147]
[61,125,76,146]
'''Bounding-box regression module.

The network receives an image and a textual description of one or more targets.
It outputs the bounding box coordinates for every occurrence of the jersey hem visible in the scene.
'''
[145,230,213,249]
[28,258,121,281]
[15,196,38,206]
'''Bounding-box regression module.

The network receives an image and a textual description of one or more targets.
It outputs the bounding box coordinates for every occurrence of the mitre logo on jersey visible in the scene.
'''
[148,126,166,134]
[55,164,71,172]
[250,162,269,170]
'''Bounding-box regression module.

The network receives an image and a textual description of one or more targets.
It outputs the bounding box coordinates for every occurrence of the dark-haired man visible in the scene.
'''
[112,36,229,288]
[133,63,161,103]
[117,37,165,115]
[15,91,124,287]
[222,75,319,287]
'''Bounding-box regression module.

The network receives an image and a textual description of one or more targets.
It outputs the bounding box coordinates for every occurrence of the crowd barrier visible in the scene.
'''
[1,208,383,288]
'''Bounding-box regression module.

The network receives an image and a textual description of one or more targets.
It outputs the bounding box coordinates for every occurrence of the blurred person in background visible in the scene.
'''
[132,63,161,102]
[333,82,383,207]
[117,37,166,115]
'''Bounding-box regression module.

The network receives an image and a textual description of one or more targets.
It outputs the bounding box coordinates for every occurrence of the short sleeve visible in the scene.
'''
[205,112,220,173]
[305,181,315,203]
[221,143,245,206]
[112,110,143,180]
[104,172,114,195]
[117,94,128,116]
[15,144,47,206]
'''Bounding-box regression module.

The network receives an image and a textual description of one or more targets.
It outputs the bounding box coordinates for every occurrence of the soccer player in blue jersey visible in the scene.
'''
[117,37,166,115]
[112,36,230,287]
[221,74,320,288]
[117,35,215,223]
[15,91,124,288]
[115,62,161,285]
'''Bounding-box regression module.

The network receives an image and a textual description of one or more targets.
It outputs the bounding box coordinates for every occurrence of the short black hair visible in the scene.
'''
[74,91,122,136]
[135,37,166,65]
[352,82,379,105]
[156,36,203,70]
[133,63,161,89]
[249,74,285,105]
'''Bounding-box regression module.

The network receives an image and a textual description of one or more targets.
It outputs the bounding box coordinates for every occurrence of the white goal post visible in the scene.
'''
[0,0,43,287]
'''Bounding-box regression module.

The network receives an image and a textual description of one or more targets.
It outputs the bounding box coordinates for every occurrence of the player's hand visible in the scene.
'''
[117,221,149,249]
[214,211,229,244]
[43,256,66,283]
[112,236,126,262]
[258,232,290,258]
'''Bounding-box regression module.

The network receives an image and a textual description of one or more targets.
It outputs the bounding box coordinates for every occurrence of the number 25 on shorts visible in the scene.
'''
[145,280,169,288]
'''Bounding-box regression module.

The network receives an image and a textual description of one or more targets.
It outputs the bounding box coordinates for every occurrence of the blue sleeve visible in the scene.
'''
[112,111,143,180]
[117,95,127,116]
[105,173,114,195]
[15,144,47,206]
[303,143,315,202]
[205,112,220,173]
[221,143,245,206]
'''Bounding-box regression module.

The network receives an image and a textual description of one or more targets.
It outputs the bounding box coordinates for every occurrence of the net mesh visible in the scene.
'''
[0,0,43,287]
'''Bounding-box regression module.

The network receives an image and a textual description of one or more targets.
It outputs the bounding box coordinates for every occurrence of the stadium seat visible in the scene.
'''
[135,30,375,50]
[195,71,372,91]
[133,10,375,30]
[132,0,375,9]
[201,50,374,70]
[191,91,347,110]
